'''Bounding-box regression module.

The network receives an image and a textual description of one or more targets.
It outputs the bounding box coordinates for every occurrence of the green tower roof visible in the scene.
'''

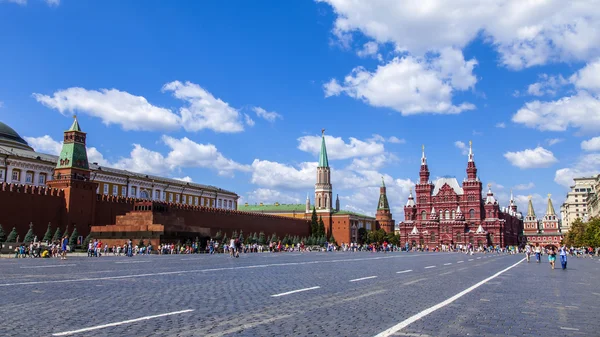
[68,117,82,132]
[56,118,89,170]
[318,131,329,168]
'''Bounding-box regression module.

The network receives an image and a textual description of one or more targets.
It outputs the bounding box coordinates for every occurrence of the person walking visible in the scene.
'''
[60,235,68,260]
[525,244,532,262]
[548,246,557,270]
[534,243,541,263]
[559,244,568,270]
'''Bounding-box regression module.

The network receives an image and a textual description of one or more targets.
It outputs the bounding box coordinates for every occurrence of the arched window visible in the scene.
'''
[444,196,447,202]
[445,210,450,220]
[140,190,149,199]
[317,196,321,208]
[421,211,427,220]
[456,233,462,241]
[451,210,456,219]
[430,233,436,242]
[469,209,475,218]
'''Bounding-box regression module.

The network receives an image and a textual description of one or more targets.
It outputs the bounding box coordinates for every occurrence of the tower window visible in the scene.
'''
[469,209,475,218]
[445,210,450,220]
[421,211,427,220]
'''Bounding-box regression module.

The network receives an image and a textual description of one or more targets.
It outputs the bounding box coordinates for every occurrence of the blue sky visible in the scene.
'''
[1,0,599,218]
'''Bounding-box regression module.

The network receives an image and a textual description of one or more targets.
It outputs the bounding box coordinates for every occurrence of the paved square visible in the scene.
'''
[1,252,598,336]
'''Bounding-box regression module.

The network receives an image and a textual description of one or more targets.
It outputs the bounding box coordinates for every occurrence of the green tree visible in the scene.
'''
[222,234,228,245]
[270,233,277,243]
[51,227,62,243]
[238,230,244,242]
[69,227,79,248]
[43,223,53,242]
[63,226,69,242]
[583,218,600,247]
[82,233,92,249]
[138,239,145,248]
[311,207,318,235]
[329,234,337,245]
[6,227,18,242]
[23,222,35,243]
[318,216,325,237]
[0,224,5,243]
[565,219,586,246]
[357,227,367,244]
[231,231,238,241]
[214,230,222,242]
[293,235,299,245]
[258,232,266,245]
[252,232,258,244]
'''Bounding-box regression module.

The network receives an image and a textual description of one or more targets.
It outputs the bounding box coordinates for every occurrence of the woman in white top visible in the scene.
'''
[534,244,542,263]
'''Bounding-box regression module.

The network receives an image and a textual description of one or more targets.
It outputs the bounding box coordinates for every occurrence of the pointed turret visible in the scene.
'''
[335,194,340,212]
[455,205,464,220]
[405,189,416,207]
[410,225,419,235]
[69,117,82,132]
[545,193,556,216]
[56,116,90,173]
[318,129,329,168]
[419,144,430,184]
[430,206,438,220]
[527,196,535,218]
[305,193,310,213]
[542,194,559,232]
[466,140,477,180]
[378,177,390,210]
[485,184,497,204]
[376,177,394,232]
[509,189,518,212]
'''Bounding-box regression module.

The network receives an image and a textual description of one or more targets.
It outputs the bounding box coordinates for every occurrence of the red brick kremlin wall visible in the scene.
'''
[0,183,66,240]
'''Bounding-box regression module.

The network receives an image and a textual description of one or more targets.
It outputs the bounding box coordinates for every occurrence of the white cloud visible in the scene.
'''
[514,193,547,218]
[504,147,558,169]
[512,91,600,132]
[247,188,301,204]
[250,160,316,189]
[162,81,244,133]
[526,73,567,96]
[454,141,468,155]
[244,113,255,127]
[4,0,27,4]
[570,58,600,94]
[546,138,564,146]
[23,135,62,155]
[581,136,600,152]
[348,153,397,171]
[495,122,506,128]
[387,136,405,144]
[513,182,535,190]
[33,87,182,132]
[325,53,476,115]
[252,106,282,122]
[161,136,251,177]
[45,0,59,6]
[174,176,193,183]
[319,0,600,69]
[112,144,171,176]
[297,134,385,160]
[555,153,600,187]
[356,41,380,59]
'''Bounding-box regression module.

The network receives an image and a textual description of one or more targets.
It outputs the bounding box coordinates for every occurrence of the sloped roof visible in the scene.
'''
[432,177,464,195]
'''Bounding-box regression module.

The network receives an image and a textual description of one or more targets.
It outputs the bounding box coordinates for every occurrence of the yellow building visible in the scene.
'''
[0,120,238,209]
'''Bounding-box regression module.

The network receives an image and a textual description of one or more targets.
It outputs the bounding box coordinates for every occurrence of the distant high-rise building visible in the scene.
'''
[560,177,596,231]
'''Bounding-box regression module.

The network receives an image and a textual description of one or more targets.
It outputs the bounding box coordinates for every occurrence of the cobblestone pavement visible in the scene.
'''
[0,252,598,336]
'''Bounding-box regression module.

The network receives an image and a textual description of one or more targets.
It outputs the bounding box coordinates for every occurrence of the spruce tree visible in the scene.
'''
[222,234,228,245]
[69,227,79,248]
[43,223,53,242]
[6,227,18,242]
[311,207,318,235]
[252,232,258,244]
[270,232,277,243]
[238,230,244,242]
[82,233,92,249]
[23,222,35,243]
[0,224,5,243]
[318,216,325,237]
[258,232,266,245]
[138,239,145,247]
[51,227,62,243]
[231,230,238,240]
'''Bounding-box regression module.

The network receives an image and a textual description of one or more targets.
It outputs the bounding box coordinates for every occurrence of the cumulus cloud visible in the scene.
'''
[252,106,282,122]
[319,0,600,69]
[356,41,381,60]
[554,153,600,187]
[247,188,301,204]
[581,136,600,152]
[297,134,385,160]
[454,141,469,155]
[324,52,476,115]
[34,81,251,133]
[387,136,405,144]
[174,176,193,183]
[250,160,316,190]
[570,58,600,94]
[24,135,108,166]
[512,91,600,133]
[504,147,558,169]
[546,138,564,146]
[244,113,255,127]
[526,74,568,96]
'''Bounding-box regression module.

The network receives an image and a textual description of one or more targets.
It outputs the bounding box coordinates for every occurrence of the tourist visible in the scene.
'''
[559,244,568,270]
[525,244,532,262]
[60,235,68,260]
[548,246,556,270]
[534,243,541,263]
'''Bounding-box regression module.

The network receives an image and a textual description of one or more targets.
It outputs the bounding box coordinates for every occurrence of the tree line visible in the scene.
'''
[564,217,600,247]
[0,223,80,248]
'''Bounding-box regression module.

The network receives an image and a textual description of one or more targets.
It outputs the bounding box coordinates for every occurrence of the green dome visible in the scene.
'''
[0,121,32,149]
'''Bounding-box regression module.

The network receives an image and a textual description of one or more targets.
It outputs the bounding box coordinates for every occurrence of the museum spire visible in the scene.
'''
[318,129,329,168]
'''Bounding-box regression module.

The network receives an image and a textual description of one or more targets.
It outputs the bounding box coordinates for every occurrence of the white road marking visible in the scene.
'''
[476,257,482,259]
[350,276,378,282]
[424,266,436,269]
[1,254,440,287]
[403,278,427,286]
[560,327,579,331]
[20,264,76,269]
[115,260,151,264]
[271,286,320,297]
[457,261,464,264]
[396,270,412,274]
[52,309,194,336]
[468,259,474,261]
[443,263,452,266]
[374,258,525,337]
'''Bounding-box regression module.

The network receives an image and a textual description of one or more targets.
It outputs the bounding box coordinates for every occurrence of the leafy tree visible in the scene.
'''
[318,216,325,237]
[258,232,266,245]
[0,224,6,243]
[23,222,35,243]
[6,227,18,242]
[43,223,53,242]
[69,227,79,248]
[311,207,318,236]
[214,230,222,242]
[51,227,62,243]
[82,233,92,249]
[583,218,600,247]
[357,227,367,244]
[565,219,585,246]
